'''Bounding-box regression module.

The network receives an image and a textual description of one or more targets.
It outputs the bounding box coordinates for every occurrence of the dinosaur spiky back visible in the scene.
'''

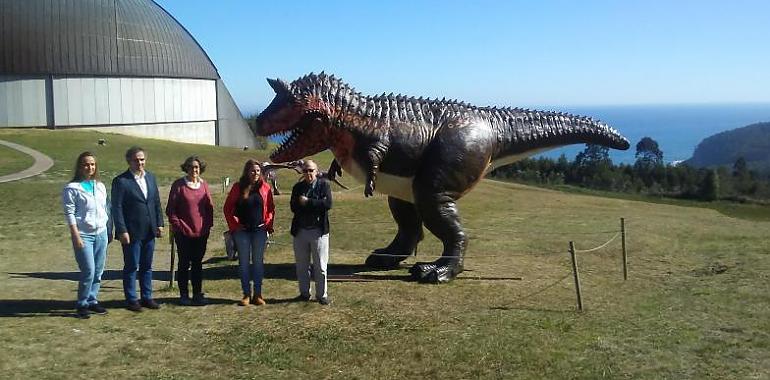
[291,73,597,125]
[284,73,628,151]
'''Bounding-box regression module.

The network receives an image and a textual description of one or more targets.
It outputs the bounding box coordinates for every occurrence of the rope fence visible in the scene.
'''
[573,232,620,253]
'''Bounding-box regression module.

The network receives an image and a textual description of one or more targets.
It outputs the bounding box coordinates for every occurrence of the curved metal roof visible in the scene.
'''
[0,0,219,79]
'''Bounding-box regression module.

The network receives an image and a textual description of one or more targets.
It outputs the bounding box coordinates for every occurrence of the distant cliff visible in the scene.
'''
[686,122,770,171]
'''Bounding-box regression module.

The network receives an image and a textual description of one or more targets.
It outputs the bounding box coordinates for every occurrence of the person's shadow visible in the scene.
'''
[3,258,412,317]
[7,261,404,283]
[199,259,411,282]
[0,296,239,318]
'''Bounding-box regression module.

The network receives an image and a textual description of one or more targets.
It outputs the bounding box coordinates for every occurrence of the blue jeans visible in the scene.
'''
[122,237,155,302]
[73,231,108,308]
[233,230,268,296]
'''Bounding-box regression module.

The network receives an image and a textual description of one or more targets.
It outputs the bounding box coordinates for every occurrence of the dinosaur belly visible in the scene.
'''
[487,147,557,173]
[345,161,415,203]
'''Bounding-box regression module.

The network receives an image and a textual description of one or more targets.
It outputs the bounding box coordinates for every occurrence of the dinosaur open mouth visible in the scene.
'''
[264,113,330,163]
[270,127,303,160]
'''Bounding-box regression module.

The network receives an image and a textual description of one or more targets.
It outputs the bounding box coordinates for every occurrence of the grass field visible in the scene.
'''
[0,141,35,177]
[0,129,768,379]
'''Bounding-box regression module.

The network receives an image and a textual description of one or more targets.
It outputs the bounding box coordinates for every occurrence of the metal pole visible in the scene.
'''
[569,241,583,312]
[169,230,176,289]
[621,218,628,281]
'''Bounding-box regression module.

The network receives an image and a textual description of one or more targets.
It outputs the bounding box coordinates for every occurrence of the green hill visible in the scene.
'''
[1,129,769,379]
[686,122,770,172]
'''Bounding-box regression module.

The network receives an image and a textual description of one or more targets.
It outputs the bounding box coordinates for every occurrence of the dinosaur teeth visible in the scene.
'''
[272,128,303,155]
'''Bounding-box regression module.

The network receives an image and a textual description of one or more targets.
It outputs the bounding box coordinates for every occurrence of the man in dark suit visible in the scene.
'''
[111,146,164,312]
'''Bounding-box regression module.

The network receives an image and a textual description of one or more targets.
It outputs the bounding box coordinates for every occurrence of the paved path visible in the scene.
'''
[0,139,55,183]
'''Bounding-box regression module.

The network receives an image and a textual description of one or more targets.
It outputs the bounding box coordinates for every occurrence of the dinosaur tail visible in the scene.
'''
[491,109,630,164]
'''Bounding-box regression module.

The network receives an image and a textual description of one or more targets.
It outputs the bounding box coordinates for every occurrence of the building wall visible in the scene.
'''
[52,77,216,126]
[0,1,256,148]
[87,121,216,145]
[215,78,258,149]
[0,75,47,127]
[0,75,219,145]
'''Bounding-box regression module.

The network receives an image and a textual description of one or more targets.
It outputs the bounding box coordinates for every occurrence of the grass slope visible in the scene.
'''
[0,130,768,379]
[0,142,35,177]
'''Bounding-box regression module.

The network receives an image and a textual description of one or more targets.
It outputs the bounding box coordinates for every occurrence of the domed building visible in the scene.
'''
[0,0,255,147]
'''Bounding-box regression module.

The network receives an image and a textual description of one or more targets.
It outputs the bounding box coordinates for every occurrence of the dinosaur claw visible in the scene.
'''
[364,180,375,197]
[409,261,461,283]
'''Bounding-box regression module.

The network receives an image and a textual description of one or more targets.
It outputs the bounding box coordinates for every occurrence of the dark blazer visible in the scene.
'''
[111,169,164,240]
[290,178,332,236]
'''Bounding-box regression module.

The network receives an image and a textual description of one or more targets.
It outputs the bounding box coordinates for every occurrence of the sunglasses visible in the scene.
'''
[302,168,316,173]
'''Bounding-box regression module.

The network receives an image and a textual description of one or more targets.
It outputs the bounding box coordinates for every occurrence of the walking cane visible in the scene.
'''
[169,230,176,289]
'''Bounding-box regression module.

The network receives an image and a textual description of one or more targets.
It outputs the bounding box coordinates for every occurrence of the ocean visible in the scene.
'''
[539,103,770,165]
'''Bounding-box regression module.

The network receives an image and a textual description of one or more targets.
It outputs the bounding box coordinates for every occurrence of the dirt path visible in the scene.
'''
[0,139,54,183]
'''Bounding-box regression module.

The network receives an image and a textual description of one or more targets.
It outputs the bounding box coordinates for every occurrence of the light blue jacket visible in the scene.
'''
[62,181,110,235]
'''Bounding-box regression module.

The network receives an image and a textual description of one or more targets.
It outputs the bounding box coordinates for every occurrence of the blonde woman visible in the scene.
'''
[62,152,110,319]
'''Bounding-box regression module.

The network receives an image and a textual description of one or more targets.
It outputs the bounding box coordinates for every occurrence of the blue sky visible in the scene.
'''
[156,0,770,115]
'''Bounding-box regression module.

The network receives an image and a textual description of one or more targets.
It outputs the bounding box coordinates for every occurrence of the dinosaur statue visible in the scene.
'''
[255,72,630,283]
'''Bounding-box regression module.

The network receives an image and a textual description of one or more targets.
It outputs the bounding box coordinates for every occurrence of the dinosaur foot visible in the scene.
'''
[409,260,463,283]
[365,248,410,269]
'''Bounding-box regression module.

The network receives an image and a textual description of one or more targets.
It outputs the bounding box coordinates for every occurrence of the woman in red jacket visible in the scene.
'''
[166,156,214,306]
[223,159,275,306]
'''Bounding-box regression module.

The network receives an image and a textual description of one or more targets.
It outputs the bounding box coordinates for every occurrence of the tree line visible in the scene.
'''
[488,137,770,202]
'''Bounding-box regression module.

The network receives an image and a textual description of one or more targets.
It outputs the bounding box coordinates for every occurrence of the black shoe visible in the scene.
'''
[318,297,330,306]
[179,295,192,306]
[76,307,91,319]
[88,304,108,315]
[191,293,207,306]
[293,294,311,302]
[140,299,161,310]
[126,301,143,312]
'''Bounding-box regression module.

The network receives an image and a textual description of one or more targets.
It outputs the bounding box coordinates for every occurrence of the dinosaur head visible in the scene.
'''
[256,74,343,163]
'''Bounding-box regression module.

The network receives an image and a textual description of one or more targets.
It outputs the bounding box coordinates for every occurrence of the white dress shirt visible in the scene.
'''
[133,171,148,199]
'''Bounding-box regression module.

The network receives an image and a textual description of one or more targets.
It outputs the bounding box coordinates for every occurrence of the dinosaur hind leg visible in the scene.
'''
[409,192,466,283]
[405,122,493,283]
[365,196,424,269]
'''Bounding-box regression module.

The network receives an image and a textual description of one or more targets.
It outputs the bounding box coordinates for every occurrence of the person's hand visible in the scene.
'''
[156,227,164,238]
[299,195,309,205]
[72,235,84,250]
[119,232,131,245]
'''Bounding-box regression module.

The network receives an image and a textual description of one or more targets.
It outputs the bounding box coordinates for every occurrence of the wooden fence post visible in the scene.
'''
[569,241,583,311]
[621,217,628,281]
[223,177,230,193]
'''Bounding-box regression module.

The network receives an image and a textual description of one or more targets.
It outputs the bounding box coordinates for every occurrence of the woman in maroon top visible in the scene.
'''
[166,156,214,306]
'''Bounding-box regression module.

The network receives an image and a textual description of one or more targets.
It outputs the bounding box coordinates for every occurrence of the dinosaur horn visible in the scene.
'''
[267,78,291,94]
